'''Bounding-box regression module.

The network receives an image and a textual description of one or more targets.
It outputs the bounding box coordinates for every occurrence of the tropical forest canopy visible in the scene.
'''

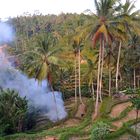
[1,0,140,139]
[8,0,140,96]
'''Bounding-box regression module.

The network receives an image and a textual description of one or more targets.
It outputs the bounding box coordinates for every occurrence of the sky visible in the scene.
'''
[0,0,140,20]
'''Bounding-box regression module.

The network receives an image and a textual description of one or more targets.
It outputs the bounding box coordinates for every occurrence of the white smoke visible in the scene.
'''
[0,22,14,44]
[0,48,67,121]
[0,22,67,122]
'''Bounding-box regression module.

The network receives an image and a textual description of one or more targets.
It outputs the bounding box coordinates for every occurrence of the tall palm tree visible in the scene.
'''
[124,34,140,89]
[83,57,97,100]
[104,46,116,96]
[92,0,120,119]
[72,36,84,104]
[115,0,140,92]
[21,33,62,120]
[92,0,140,119]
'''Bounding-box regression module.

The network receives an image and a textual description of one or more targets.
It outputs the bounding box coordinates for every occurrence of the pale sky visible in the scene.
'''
[0,0,140,20]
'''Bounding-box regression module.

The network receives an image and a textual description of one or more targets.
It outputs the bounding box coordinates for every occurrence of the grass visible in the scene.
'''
[99,97,129,119]
[4,99,93,140]
[104,119,140,139]
[2,97,140,140]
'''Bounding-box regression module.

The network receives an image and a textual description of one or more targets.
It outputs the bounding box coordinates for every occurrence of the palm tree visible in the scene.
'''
[84,57,97,100]
[59,30,87,105]
[124,34,140,89]
[104,46,117,96]
[92,0,121,119]
[21,33,62,120]
[72,36,84,104]
[115,0,140,92]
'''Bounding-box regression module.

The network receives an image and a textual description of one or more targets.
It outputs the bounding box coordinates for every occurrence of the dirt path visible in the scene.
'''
[112,109,140,128]
[64,118,80,127]
[110,102,132,118]
[69,135,90,140]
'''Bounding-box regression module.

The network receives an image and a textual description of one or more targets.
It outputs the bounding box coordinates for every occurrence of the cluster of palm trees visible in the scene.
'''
[9,0,140,119]
[91,0,140,118]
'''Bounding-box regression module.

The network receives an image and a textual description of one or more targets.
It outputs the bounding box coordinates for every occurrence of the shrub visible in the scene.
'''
[0,89,27,135]
[91,121,110,140]
[24,106,41,131]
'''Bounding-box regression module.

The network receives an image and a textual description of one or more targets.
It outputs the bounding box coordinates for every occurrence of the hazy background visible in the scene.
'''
[0,0,140,20]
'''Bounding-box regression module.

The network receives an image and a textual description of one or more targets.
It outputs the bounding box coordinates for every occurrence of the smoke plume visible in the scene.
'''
[0,22,67,122]
[0,22,14,44]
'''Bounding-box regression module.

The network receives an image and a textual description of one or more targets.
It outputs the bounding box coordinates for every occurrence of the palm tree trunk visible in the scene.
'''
[109,66,111,97]
[108,52,111,96]
[49,80,59,121]
[99,39,104,102]
[138,78,140,88]
[78,49,83,104]
[116,41,121,93]
[135,110,138,134]
[91,82,95,100]
[134,68,136,90]
[52,88,59,121]
[94,41,102,119]
[75,56,77,104]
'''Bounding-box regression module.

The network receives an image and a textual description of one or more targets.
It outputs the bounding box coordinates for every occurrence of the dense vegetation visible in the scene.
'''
[0,89,27,136]
[1,0,140,139]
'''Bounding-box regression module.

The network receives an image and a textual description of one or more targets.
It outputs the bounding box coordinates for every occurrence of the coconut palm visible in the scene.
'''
[92,0,121,119]
[104,46,117,96]
[115,0,140,92]
[21,33,62,120]
[124,34,140,89]
[91,0,140,118]
[84,57,96,100]
[21,33,60,81]
[72,36,84,104]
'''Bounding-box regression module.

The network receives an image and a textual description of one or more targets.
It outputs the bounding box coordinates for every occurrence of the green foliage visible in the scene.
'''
[125,88,140,95]
[100,97,130,121]
[130,97,140,110]
[0,89,27,136]
[100,97,114,118]
[24,107,40,131]
[5,0,140,139]
[105,119,140,139]
[91,121,110,140]
[104,126,127,140]
[4,99,93,140]
[19,33,61,82]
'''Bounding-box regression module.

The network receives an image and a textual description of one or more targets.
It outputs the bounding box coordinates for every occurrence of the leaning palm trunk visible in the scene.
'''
[134,68,136,90]
[49,81,59,121]
[99,39,104,102]
[75,56,78,104]
[91,82,95,100]
[94,41,102,119]
[109,64,111,96]
[78,49,83,104]
[116,41,121,93]
[108,52,111,96]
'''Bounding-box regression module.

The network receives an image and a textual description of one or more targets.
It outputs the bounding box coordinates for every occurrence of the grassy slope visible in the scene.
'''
[1,97,140,140]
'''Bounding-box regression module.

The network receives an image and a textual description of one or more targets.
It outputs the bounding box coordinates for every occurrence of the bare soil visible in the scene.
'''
[64,118,80,127]
[110,102,132,118]
[112,109,140,128]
